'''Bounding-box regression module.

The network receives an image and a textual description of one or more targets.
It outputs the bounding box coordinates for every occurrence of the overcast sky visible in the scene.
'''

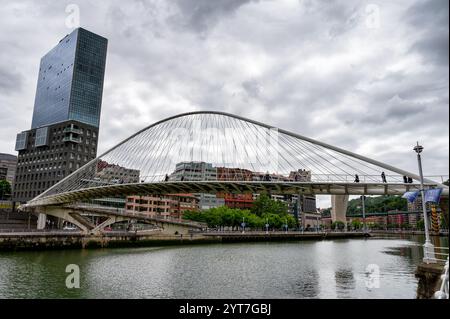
[0,0,448,206]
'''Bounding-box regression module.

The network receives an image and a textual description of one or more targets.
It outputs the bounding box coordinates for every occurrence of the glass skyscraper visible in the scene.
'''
[14,28,107,204]
[31,28,107,129]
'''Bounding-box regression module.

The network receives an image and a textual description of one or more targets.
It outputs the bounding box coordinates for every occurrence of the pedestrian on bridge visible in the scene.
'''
[354,174,360,183]
[381,171,387,183]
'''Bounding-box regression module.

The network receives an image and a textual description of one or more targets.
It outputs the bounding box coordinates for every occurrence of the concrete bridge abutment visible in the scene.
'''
[331,195,349,225]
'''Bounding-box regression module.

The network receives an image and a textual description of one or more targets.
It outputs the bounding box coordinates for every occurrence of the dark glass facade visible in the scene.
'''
[31,28,107,129]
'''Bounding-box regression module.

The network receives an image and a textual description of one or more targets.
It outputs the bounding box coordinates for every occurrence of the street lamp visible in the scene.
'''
[414,142,435,263]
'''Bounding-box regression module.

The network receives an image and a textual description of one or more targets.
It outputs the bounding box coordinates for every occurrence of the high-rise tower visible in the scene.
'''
[13,28,107,203]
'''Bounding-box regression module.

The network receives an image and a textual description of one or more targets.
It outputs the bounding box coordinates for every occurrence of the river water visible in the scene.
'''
[0,235,447,299]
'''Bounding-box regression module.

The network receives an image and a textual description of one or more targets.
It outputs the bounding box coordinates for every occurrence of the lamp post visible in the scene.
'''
[414,142,435,263]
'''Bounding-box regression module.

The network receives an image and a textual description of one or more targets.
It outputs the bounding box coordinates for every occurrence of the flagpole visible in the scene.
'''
[414,142,435,264]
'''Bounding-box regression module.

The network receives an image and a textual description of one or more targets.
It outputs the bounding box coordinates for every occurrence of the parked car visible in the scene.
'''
[63,226,78,231]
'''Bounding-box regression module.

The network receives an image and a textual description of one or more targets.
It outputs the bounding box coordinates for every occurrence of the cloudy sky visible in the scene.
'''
[0,0,448,205]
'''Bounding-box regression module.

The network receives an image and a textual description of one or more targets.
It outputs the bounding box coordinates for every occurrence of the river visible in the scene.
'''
[0,235,447,299]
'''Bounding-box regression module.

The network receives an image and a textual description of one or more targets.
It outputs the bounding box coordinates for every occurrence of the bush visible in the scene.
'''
[331,221,345,230]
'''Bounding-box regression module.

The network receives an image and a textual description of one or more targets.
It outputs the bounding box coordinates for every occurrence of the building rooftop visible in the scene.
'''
[0,153,17,161]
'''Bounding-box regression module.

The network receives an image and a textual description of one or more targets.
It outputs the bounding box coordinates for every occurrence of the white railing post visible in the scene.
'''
[434,257,449,299]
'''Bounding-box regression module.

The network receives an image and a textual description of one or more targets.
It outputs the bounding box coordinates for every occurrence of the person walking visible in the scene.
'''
[381,171,387,183]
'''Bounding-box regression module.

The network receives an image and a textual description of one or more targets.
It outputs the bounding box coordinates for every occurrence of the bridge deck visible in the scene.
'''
[24,181,447,208]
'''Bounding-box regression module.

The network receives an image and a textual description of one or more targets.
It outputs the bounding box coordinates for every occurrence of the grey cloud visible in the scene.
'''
[300,0,363,38]
[405,0,448,28]
[409,32,449,66]
[0,65,23,94]
[169,0,257,33]
[242,80,262,98]
[405,0,449,65]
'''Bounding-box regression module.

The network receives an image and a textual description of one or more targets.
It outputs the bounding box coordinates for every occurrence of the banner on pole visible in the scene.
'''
[424,188,443,204]
[402,191,419,203]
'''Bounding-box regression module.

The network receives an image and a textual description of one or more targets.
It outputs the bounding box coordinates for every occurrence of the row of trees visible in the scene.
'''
[183,194,297,230]
[346,195,408,215]
[330,219,426,231]
[321,195,409,218]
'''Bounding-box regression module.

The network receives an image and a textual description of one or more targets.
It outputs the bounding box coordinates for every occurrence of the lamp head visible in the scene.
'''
[413,142,423,154]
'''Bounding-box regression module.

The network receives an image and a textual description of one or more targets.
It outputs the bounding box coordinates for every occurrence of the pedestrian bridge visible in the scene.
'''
[23,180,445,207]
[19,111,448,231]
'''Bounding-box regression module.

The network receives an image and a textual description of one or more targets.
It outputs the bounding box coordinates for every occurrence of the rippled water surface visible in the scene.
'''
[0,235,447,298]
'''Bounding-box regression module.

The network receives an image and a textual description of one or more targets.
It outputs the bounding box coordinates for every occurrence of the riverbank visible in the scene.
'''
[0,231,370,251]
[370,230,448,236]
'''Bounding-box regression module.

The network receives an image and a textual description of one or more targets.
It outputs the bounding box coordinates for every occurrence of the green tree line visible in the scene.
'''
[183,194,297,230]
[320,195,408,217]
[346,195,408,215]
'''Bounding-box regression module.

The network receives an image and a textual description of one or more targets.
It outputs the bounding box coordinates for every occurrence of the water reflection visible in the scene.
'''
[0,235,447,299]
[292,268,319,298]
[335,268,355,298]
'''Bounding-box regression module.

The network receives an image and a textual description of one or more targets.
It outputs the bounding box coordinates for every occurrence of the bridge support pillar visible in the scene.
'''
[34,207,93,233]
[331,195,348,225]
[155,221,192,235]
[37,213,47,230]
[91,216,129,234]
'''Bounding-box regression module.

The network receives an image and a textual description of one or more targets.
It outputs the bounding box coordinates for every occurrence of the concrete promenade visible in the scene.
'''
[0,230,370,251]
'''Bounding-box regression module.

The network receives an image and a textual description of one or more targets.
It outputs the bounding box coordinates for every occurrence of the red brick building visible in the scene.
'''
[126,194,198,219]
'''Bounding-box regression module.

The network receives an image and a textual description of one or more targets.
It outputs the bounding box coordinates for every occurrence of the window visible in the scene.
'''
[35,126,49,147]
[15,132,28,151]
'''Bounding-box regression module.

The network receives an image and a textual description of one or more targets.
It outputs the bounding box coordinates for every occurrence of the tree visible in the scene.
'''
[416,219,425,231]
[321,208,331,217]
[331,221,345,230]
[345,195,407,215]
[183,203,298,231]
[351,220,362,230]
[401,223,410,230]
[251,194,288,217]
[0,180,12,200]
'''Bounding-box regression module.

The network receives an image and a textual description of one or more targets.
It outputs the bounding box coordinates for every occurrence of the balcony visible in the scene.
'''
[63,135,82,143]
[63,127,82,134]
